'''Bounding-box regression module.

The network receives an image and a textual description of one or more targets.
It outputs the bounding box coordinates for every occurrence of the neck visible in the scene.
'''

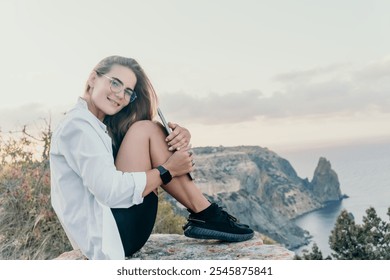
[81,94,105,121]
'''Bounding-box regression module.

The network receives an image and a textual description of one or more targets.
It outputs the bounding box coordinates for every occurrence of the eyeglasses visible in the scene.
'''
[95,71,137,103]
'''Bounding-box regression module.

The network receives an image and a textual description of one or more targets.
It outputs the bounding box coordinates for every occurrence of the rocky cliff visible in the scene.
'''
[55,232,295,260]
[167,146,344,250]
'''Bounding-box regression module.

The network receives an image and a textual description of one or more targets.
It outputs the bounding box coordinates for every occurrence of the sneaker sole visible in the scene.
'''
[184,225,254,242]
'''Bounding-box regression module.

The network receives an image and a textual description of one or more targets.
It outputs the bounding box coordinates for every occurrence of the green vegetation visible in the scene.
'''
[0,124,187,259]
[295,206,390,260]
[153,191,187,234]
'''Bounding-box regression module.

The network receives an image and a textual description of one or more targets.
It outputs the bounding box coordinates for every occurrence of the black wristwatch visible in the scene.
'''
[156,165,172,185]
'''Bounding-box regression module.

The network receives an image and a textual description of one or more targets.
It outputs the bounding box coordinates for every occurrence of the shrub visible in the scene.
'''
[0,125,72,259]
[295,206,390,260]
[294,243,324,260]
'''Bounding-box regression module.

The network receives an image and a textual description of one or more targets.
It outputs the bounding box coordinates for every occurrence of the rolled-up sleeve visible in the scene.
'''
[128,172,146,205]
[58,116,146,208]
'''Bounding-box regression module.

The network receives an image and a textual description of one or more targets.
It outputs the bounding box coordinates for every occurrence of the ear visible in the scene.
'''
[87,71,97,87]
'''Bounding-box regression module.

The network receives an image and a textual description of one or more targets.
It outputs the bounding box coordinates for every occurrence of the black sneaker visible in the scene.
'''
[183,203,254,242]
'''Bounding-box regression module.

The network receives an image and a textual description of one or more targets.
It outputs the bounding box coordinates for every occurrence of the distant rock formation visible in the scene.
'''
[54,232,295,260]
[309,157,342,203]
[166,146,344,250]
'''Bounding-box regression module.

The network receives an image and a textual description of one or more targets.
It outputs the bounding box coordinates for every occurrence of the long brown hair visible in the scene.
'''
[87,56,158,157]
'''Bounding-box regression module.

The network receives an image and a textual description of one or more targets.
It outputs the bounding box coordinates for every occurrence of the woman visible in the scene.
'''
[50,56,253,260]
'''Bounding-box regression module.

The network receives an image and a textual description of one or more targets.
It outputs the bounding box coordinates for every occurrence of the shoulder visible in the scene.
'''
[53,105,105,141]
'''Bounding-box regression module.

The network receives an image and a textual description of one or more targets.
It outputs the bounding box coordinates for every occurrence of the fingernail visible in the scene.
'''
[168,147,173,151]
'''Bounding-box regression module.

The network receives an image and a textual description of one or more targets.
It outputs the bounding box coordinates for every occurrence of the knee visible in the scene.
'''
[127,120,165,137]
[129,120,158,132]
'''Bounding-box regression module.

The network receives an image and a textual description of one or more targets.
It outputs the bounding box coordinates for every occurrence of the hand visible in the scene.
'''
[165,122,191,151]
[163,146,194,177]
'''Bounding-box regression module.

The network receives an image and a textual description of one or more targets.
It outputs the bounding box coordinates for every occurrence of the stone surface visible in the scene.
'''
[54,249,86,260]
[54,233,295,260]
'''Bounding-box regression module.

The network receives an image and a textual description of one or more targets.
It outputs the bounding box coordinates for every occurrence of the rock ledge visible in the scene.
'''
[55,232,295,260]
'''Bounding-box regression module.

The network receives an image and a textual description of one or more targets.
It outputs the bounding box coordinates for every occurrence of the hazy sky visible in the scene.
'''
[1,0,389,151]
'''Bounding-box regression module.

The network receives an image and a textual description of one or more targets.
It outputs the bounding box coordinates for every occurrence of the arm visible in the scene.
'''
[58,117,147,208]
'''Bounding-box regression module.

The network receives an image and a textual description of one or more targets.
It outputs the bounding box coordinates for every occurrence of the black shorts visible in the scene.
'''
[111,192,158,257]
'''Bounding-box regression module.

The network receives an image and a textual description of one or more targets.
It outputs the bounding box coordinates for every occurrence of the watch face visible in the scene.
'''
[158,166,172,184]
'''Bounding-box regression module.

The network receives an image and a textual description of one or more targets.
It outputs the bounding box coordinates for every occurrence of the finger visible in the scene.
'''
[170,138,189,151]
[169,146,190,157]
[189,160,195,172]
[169,134,184,145]
[168,122,178,130]
[177,145,191,153]
[188,150,194,163]
[168,132,190,146]
[171,140,189,151]
[168,137,185,151]
[173,140,191,152]
[165,128,179,142]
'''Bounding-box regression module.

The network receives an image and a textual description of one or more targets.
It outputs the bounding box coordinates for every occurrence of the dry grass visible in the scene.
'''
[0,126,72,259]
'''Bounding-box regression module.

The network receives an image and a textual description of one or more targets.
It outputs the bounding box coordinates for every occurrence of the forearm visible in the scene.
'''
[142,168,163,197]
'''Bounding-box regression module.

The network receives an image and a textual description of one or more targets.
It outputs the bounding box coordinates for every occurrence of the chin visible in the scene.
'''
[107,107,124,116]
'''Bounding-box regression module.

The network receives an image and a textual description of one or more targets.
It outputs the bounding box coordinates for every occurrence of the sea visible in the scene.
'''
[277,137,390,257]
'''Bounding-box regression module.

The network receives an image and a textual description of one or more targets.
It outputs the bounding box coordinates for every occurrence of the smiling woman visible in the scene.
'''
[84,60,139,120]
[49,55,254,260]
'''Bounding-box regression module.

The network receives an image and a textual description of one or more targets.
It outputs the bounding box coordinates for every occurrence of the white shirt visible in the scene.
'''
[50,98,146,260]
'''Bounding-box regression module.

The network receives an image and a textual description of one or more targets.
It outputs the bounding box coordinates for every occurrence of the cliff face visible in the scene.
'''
[167,146,343,249]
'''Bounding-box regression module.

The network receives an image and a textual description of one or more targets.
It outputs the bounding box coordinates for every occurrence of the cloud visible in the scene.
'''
[272,63,350,83]
[161,90,266,124]
[0,103,66,133]
[161,57,390,124]
[353,57,390,82]
[2,57,389,129]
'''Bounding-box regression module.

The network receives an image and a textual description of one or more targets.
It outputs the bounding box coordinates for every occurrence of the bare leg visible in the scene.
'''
[115,120,210,213]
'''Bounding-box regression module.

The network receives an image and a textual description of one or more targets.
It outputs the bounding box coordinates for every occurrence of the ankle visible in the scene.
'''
[191,201,211,214]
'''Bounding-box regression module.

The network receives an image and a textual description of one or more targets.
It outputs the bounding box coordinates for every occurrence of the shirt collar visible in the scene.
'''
[77,97,108,132]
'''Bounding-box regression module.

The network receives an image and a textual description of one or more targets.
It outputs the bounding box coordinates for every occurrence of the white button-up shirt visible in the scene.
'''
[50,98,146,260]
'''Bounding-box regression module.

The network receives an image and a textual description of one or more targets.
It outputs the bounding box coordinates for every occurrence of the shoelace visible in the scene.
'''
[217,205,238,223]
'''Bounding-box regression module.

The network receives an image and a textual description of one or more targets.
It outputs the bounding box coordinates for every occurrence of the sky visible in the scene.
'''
[1,0,389,152]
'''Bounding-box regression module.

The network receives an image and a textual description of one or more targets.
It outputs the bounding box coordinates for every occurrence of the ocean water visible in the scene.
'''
[278,138,390,257]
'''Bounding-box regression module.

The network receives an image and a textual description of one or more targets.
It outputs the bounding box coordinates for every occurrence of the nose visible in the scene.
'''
[114,90,125,99]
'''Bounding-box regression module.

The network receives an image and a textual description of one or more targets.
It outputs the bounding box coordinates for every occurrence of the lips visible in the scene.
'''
[107,97,120,107]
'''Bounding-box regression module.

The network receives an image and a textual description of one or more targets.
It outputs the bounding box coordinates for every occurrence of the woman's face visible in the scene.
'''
[88,64,137,120]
